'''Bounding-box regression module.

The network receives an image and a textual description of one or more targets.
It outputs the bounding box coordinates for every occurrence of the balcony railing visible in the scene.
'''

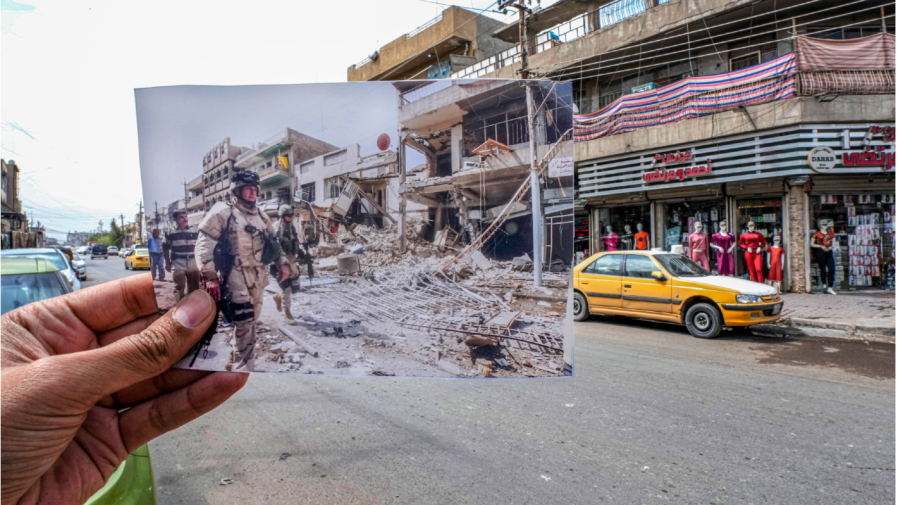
[400,79,454,104]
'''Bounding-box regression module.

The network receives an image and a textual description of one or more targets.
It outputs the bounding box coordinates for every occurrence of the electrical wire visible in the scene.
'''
[534,0,894,78]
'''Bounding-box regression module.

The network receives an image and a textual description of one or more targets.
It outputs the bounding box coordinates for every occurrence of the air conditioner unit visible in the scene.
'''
[462,161,480,170]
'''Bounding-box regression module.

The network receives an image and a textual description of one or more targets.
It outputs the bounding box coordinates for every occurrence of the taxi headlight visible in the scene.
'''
[736,294,763,304]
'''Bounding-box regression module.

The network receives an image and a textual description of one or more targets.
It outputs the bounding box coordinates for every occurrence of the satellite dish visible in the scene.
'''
[377,133,391,151]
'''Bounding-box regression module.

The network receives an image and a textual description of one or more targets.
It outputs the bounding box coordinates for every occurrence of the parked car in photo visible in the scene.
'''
[91,244,109,259]
[71,251,87,280]
[573,250,783,338]
[2,248,81,292]
[125,246,151,270]
[1,257,73,315]
[119,247,133,258]
[108,246,120,255]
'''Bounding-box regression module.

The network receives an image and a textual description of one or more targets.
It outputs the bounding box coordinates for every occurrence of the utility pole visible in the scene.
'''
[505,0,542,286]
[120,214,125,247]
[398,129,407,254]
[526,82,542,287]
[138,201,144,243]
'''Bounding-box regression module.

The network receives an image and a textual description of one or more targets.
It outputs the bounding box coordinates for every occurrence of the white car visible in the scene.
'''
[71,252,87,280]
[1,248,82,291]
[108,246,120,255]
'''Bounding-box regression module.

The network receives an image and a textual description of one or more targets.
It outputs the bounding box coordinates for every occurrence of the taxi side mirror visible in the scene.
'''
[651,271,666,280]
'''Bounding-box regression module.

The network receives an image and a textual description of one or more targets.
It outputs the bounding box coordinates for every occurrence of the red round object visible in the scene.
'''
[377,133,391,151]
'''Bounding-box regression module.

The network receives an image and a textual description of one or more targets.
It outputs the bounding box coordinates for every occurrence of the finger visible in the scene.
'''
[60,289,216,401]
[5,275,158,355]
[118,371,249,454]
[113,368,213,407]
[95,313,161,348]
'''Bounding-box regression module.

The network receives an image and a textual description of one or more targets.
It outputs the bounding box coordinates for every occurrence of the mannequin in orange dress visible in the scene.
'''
[766,235,785,293]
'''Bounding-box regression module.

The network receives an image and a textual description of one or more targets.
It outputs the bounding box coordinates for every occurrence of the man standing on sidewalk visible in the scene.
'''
[148,228,165,281]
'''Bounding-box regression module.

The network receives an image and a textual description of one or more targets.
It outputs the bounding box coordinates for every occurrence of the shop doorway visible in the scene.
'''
[594,204,651,252]
[661,199,727,273]
[811,194,896,291]
[735,197,784,282]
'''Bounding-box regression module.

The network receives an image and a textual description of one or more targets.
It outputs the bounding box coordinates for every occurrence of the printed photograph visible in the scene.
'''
[135,79,574,377]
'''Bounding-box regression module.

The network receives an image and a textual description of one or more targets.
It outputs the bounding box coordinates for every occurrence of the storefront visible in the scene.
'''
[577,123,896,293]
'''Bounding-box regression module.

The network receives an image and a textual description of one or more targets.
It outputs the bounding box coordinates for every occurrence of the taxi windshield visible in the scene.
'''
[654,254,711,277]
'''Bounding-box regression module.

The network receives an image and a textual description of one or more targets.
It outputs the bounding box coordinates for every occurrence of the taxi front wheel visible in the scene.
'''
[685,303,722,339]
[573,292,590,322]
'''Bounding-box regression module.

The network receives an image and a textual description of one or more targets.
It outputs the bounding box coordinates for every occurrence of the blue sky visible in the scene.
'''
[2,0,548,239]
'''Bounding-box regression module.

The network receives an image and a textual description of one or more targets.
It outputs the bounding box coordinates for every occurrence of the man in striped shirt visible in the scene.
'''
[163,208,201,301]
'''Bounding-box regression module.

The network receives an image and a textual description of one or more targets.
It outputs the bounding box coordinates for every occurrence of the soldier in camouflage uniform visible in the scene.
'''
[163,208,201,301]
[195,171,289,372]
[272,204,302,325]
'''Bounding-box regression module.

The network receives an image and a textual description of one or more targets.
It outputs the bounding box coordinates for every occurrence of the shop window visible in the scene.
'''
[811,194,895,291]
[730,52,760,71]
[624,255,656,279]
[596,204,651,252]
[736,198,784,281]
[662,199,727,273]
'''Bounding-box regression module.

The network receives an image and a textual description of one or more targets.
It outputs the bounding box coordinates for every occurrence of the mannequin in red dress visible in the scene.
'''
[766,235,785,293]
[739,221,767,283]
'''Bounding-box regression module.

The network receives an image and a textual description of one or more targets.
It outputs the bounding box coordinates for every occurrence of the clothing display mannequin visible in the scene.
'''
[739,221,767,283]
[688,222,710,269]
[710,220,736,276]
[811,221,838,295]
[604,225,619,251]
[634,223,650,250]
[620,225,634,250]
[767,235,785,293]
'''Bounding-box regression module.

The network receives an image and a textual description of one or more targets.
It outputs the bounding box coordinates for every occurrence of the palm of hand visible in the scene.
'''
[1,275,247,505]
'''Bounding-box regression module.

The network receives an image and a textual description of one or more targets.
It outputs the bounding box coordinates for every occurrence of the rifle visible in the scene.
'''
[188,217,235,368]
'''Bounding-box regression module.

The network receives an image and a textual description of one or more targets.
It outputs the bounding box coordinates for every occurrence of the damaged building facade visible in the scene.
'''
[396,79,576,268]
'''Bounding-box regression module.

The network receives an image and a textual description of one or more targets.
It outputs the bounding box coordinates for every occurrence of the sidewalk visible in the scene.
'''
[753,291,896,343]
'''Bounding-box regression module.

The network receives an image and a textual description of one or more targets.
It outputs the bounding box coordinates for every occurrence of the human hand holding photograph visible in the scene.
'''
[135,79,575,378]
[0,276,248,504]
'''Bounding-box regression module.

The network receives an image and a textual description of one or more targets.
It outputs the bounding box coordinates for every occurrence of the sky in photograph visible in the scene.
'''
[1,0,559,240]
[135,82,404,210]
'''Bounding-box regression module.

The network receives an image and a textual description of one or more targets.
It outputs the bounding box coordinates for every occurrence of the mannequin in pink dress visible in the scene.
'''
[604,225,619,251]
[710,220,736,276]
[688,222,710,270]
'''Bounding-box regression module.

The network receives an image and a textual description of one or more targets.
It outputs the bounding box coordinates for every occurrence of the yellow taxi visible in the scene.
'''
[573,250,783,338]
[124,247,151,270]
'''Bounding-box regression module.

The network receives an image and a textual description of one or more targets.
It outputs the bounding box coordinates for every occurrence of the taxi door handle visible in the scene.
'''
[624,285,632,288]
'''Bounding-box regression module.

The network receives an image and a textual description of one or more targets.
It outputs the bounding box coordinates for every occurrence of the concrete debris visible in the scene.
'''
[337,253,361,274]
[319,257,339,270]
[511,254,533,272]
[470,250,493,272]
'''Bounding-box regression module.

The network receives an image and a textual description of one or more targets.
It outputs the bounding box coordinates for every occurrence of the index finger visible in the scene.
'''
[57,274,159,333]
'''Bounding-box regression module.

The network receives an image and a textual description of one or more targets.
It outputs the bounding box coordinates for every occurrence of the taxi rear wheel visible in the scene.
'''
[685,303,722,339]
[573,292,589,322]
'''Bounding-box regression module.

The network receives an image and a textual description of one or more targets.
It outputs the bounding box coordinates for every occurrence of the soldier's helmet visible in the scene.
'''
[278,204,295,217]
[231,170,260,195]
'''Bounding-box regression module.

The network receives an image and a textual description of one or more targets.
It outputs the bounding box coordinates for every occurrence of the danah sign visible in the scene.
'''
[807,146,837,173]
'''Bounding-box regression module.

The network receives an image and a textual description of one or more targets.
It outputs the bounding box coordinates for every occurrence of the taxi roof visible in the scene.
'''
[1,257,61,275]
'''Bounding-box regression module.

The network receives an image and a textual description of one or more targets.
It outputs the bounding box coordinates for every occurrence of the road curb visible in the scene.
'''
[752,317,895,344]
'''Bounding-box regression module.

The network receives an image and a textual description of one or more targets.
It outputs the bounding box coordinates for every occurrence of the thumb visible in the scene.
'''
[65,289,216,401]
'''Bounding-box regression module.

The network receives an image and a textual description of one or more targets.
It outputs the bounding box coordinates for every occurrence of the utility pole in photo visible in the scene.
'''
[120,213,125,248]
[502,0,542,286]
[138,201,144,244]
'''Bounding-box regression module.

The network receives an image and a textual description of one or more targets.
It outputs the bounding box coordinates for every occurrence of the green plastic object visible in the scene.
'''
[0,257,59,275]
[84,444,157,505]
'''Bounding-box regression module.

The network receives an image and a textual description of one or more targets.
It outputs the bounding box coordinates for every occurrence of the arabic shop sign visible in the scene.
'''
[643,159,712,184]
[650,149,692,166]
[842,147,895,171]
[548,156,574,177]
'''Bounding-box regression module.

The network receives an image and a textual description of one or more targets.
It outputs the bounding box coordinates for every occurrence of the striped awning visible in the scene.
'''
[795,33,895,71]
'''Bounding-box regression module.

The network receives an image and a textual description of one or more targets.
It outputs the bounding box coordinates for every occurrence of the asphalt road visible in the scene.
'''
[148,314,895,504]
[80,252,147,289]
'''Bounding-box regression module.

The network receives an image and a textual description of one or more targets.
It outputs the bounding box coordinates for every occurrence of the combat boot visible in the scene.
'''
[273,293,283,312]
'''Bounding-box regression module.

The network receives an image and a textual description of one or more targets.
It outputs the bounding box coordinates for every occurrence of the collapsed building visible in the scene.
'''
[175,80,577,378]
